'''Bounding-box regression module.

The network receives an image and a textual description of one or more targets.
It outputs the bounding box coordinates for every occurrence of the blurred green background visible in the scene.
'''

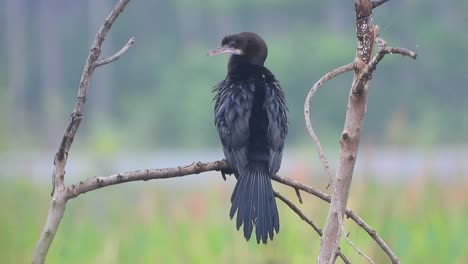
[1,0,467,263]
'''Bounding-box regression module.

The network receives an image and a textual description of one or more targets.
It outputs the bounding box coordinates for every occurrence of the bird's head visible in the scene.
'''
[208,32,268,66]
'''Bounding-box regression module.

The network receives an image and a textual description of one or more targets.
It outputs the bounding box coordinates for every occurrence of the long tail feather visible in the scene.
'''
[230,162,279,244]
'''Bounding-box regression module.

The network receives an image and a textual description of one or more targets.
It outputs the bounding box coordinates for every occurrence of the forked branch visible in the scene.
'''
[304,62,355,186]
[33,0,134,263]
[314,0,416,263]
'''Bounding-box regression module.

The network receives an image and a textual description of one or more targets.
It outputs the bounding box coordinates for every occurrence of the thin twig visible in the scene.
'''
[341,225,375,264]
[274,192,350,264]
[371,0,390,9]
[335,195,375,264]
[304,63,355,186]
[94,37,136,67]
[273,171,399,263]
[55,0,131,163]
[274,191,322,235]
[353,38,417,95]
[52,0,133,196]
[294,188,303,204]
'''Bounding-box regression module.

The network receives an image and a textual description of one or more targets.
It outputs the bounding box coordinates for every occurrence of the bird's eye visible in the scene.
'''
[229,40,237,47]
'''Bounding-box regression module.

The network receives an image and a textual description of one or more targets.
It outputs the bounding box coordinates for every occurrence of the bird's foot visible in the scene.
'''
[220,167,234,181]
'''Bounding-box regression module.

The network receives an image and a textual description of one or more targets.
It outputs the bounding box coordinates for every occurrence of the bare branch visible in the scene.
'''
[274,192,350,264]
[371,0,390,9]
[341,225,375,264]
[55,158,399,262]
[94,37,136,67]
[318,1,412,263]
[294,187,303,204]
[353,38,417,95]
[272,173,399,262]
[274,191,322,236]
[304,63,355,185]
[336,197,375,264]
[42,156,400,263]
[55,0,132,166]
[345,208,399,263]
[52,0,133,196]
[62,159,398,262]
[382,46,417,59]
[65,160,227,198]
[33,1,133,263]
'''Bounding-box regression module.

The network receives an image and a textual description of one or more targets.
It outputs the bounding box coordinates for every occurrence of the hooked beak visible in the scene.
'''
[208,46,243,56]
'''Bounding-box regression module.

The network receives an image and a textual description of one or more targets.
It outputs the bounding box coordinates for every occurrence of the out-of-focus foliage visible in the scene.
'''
[1,0,467,151]
[0,175,466,263]
[1,2,467,263]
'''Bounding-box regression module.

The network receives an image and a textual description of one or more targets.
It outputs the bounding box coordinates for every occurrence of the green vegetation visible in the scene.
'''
[1,1,467,263]
[1,176,466,263]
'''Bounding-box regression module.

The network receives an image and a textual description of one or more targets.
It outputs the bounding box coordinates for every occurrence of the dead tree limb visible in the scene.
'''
[315,1,416,263]
[33,1,133,263]
[37,157,398,263]
[274,192,350,264]
[304,62,355,186]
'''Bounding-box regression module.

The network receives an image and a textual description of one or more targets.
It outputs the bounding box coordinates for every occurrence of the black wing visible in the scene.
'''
[214,81,254,176]
[264,80,288,175]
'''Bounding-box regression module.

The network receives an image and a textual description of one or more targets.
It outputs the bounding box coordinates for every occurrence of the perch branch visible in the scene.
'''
[46,158,399,262]
[65,161,227,198]
[33,1,133,263]
[294,187,303,204]
[304,63,354,185]
[94,37,136,67]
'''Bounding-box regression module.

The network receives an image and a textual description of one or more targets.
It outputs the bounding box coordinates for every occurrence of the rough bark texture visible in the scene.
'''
[317,1,376,263]
[316,1,415,263]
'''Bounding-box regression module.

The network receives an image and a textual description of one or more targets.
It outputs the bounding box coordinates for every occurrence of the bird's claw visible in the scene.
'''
[220,167,234,181]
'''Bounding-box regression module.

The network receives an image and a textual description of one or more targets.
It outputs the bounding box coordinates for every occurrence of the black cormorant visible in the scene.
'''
[209,32,288,244]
